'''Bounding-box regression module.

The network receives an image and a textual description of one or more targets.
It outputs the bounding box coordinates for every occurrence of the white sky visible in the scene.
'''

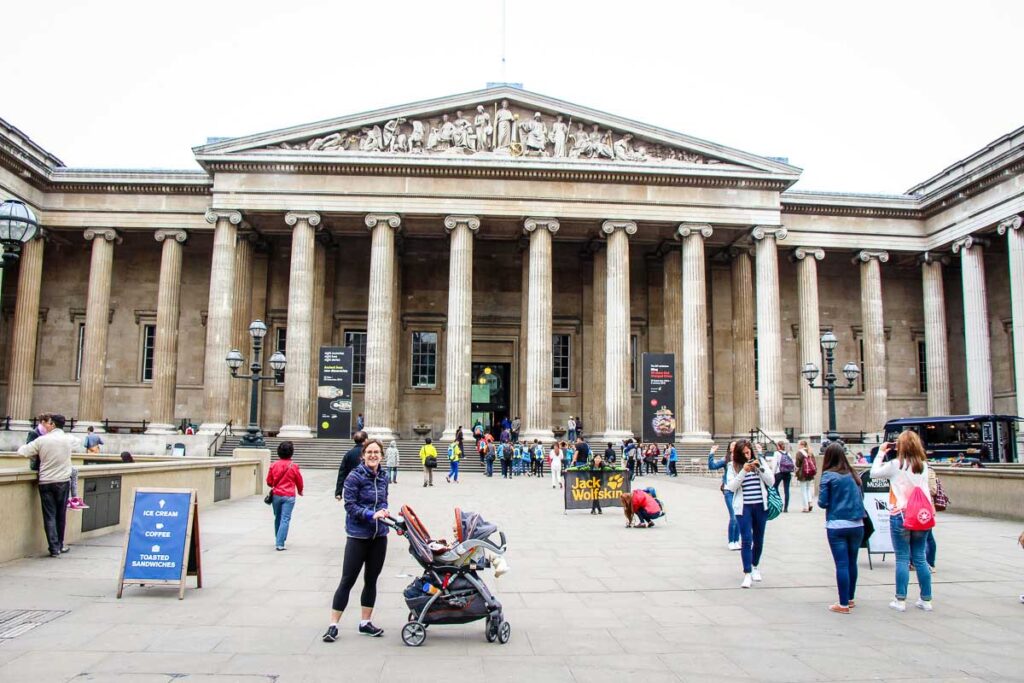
[3,0,1020,194]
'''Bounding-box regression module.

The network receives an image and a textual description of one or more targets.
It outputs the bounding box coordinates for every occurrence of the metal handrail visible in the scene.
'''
[207,420,233,457]
[747,428,778,453]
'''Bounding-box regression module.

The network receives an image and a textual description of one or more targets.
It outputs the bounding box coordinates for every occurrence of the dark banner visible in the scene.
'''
[317,346,353,439]
[563,469,631,510]
[642,352,677,443]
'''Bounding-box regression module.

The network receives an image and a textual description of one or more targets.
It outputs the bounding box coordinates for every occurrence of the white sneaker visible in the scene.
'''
[730,542,741,551]
[741,574,752,589]
[889,599,907,612]
[751,567,763,582]
[915,599,933,612]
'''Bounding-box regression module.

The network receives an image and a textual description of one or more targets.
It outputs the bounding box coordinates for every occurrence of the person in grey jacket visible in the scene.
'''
[384,441,400,484]
[18,414,76,557]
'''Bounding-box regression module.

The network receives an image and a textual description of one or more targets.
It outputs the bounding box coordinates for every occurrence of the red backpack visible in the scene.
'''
[903,486,936,531]
[800,450,817,479]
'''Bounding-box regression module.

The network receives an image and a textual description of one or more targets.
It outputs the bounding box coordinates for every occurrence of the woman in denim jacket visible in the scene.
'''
[817,442,866,614]
[708,442,740,550]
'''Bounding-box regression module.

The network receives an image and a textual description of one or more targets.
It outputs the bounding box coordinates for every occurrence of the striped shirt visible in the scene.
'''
[742,471,764,504]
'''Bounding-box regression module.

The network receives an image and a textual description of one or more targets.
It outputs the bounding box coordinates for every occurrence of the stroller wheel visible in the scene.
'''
[402,622,427,647]
[485,620,499,642]
[497,620,512,644]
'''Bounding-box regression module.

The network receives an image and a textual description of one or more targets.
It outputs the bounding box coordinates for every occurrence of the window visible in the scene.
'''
[753,337,759,392]
[630,334,638,391]
[75,323,86,381]
[274,327,287,385]
[411,331,438,388]
[918,340,928,393]
[345,330,368,385]
[140,324,156,382]
[552,334,570,391]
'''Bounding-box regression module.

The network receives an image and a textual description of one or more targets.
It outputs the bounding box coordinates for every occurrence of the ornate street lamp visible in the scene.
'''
[0,199,39,269]
[802,330,861,442]
[226,319,286,447]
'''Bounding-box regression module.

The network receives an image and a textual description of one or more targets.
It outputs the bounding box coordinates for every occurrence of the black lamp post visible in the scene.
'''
[801,330,861,442]
[0,199,40,274]
[227,320,286,447]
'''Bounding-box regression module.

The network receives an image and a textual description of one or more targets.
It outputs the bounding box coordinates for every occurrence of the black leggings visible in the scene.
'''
[332,535,388,612]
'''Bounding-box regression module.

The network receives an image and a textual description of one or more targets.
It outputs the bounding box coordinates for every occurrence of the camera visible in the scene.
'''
[881,442,897,462]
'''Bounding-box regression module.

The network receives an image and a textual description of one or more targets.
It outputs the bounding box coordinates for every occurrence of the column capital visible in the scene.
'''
[751,225,787,241]
[444,215,481,233]
[853,249,889,264]
[676,223,712,240]
[83,228,121,244]
[601,220,637,236]
[154,229,188,244]
[952,234,990,253]
[285,211,322,228]
[792,246,825,262]
[524,217,560,234]
[364,213,401,231]
[918,251,950,266]
[997,214,1023,235]
[204,209,242,225]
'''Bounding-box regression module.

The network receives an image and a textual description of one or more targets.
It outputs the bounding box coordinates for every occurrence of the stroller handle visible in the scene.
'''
[498,531,507,551]
[380,515,400,529]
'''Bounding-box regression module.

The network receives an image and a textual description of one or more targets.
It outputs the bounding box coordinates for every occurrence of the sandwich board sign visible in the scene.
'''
[860,471,894,568]
[117,488,202,599]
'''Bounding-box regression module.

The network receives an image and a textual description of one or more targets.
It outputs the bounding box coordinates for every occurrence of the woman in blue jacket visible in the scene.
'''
[708,442,740,550]
[323,439,390,642]
[817,442,867,614]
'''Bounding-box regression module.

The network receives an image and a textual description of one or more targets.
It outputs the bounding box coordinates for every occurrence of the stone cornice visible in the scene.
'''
[951,234,989,253]
[792,247,825,261]
[853,250,889,264]
[83,228,121,244]
[364,213,401,231]
[154,229,188,244]
[443,215,481,233]
[601,220,638,236]
[284,211,322,228]
[524,217,560,235]
[676,223,712,240]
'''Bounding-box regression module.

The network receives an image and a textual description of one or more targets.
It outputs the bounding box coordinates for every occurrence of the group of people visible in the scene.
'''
[622,439,678,478]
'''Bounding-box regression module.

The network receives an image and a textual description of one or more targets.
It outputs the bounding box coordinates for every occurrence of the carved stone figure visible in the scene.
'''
[519,112,548,155]
[569,122,590,158]
[613,133,645,161]
[588,124,614,160]
[383,118,407,152]
[438,114,455,150]
[495,100,514,150]
[359,125,384,152]
[549,116,568,158]
[474,105,492,153]
[408,120,425,153]
[452,110,475,150]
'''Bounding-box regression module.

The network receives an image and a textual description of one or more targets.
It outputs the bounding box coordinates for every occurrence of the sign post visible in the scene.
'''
[860,471,894,569]
[563,469,631,511]
[118,488,202,599]
[642,353,676,444]
[317,346,354,438]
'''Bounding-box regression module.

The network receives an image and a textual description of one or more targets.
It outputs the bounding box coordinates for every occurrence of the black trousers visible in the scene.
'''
[39,481,70,555]
[774,472,792,511]
[332,535,388,612]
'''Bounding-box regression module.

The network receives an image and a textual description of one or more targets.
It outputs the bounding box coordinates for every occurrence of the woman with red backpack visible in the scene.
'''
[870,430,934,612]
[794,439,817,512]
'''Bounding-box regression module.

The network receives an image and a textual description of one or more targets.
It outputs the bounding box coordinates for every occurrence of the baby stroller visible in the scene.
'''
[387,505,510,647]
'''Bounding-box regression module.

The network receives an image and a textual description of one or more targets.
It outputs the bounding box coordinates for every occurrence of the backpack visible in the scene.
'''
[903,486,936,531]
[766,486,783,520]
[932,477,950,512]
[799,451,817,479]
[777,452,795,474]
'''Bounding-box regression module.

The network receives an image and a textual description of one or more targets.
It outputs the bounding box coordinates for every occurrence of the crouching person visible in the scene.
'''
[620,489,665,528]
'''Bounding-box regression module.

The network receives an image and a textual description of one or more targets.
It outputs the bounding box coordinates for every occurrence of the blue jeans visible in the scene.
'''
[723,490,740,544]
[448,460,459,481]
[890,512,932,601]
[738,503,768,573]
[486,459,494,476]
[926,530,936,568]
[272,495,296,548]
[387,466,398,483]
[826,526,864,606]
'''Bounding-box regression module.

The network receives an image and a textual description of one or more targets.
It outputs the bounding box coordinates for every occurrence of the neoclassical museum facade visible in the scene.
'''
[1,86,1023,448]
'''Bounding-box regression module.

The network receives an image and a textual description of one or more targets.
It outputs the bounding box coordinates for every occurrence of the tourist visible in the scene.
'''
[485,439,496,477]
[533,440,545,477]
[624,439,639,479]
[355,413,364,431]
[567,416,577,442]
[817,442,866,613]
[576,437,591,467]
[18,414,75,557]
[335,431,368,498]
[550,441,563,489]
[795,439,817,512]
[446,440,461,483]
[870,431,934,612]
[419,437,437,487]
[926,466,938,573]
[511,416,521,443]
[667,443,678,477]
[83,425,103,454]
[726,440,775,588]
[620,488,664,528]
[384,440,399,484]
[26,412,50,444]
[500,440,513,478]
[455,426,464,463]
[708,442,740,550]
[645,442,660,475]
[472,420,483,440]
[604,441,616,466]
[323,439,390,642]
[855,451,867,465]
[500,425,511,443]
[773,440,795,512]
[589,453,612,515]
[575,415,584,438]
[120,451,134,463]
[267,441,304,551]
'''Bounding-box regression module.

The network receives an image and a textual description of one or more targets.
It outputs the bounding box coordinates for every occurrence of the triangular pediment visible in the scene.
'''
[194,87,800,180]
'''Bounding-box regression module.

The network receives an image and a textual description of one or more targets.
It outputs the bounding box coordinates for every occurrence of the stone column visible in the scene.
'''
[278,212,321,439]
[730,247,756,439]
[521,218,559,443]
[6,235,45,429]
[602,220,637,442]
[679,224,713,443]
[228,234,255,432]
[998,215,1024,426]
[590,248,607,437]
[75,228,120,431]
[919,253,951,416]
[199,209,241,434]
[441,215,480,442]
[308,240,327,428]
[662,244,683,441]
[146,230,188,434]
[857,250,889,438]
[363,213,401,442]
[952,235,994,415]
[794,247,825,441]
[752,226,787,441]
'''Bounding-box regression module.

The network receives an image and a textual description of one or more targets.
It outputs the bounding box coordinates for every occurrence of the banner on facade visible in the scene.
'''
[563,469,631,510]
[861,471,894,555]
[642,353,677,443]
[317,346,353,439]
[118,488,202,599]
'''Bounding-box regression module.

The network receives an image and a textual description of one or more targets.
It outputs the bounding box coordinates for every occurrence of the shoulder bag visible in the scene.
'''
[265,462,292,505]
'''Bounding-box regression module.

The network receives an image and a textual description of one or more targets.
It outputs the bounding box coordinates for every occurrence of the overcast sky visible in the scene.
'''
[3,0,1019,194]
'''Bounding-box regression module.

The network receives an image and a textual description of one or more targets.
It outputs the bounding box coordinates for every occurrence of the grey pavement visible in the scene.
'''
[0,467,1022,682]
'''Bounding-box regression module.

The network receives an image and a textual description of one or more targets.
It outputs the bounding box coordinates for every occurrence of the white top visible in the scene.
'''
[18,430,76,484]
[869,456,930,512]
[725,463,775,515]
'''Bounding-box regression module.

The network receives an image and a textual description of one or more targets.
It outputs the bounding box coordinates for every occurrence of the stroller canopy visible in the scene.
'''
[456,508,498,543]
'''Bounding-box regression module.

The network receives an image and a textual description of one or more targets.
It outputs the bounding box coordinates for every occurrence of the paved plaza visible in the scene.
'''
[0,469,1021,682]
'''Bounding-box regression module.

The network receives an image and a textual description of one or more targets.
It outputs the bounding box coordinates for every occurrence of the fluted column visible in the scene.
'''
[998,215,1024,426]
[679,224,713,443]
[228,234,255,432]
[146,230,187,434]
[308,240,327,427]
[590,248,607,436]
[6,235,45,429]
[602,220,637,442]
[662,245,683,441]
[920,253,951,416]
[857,250,889,438]
[794,247,825,441]
[75,228,120,431]
[278,212,321,438]
[199,209,241,434]
[952,235,994,414]
[441,215,480,441]
[521,218,559,443]
[730,247,756,438]
[752,226,787,441]
[363,213,401,442]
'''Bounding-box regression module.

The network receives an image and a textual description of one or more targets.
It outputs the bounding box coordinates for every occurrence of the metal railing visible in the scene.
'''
[207,420,233,457]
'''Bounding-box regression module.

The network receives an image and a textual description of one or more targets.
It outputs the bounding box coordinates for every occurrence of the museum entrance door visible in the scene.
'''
[471,362,511,440]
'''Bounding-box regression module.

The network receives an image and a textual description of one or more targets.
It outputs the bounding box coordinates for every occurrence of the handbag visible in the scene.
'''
[933,477,950,512]
[265,462,292,505]
[766,486,783,521]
